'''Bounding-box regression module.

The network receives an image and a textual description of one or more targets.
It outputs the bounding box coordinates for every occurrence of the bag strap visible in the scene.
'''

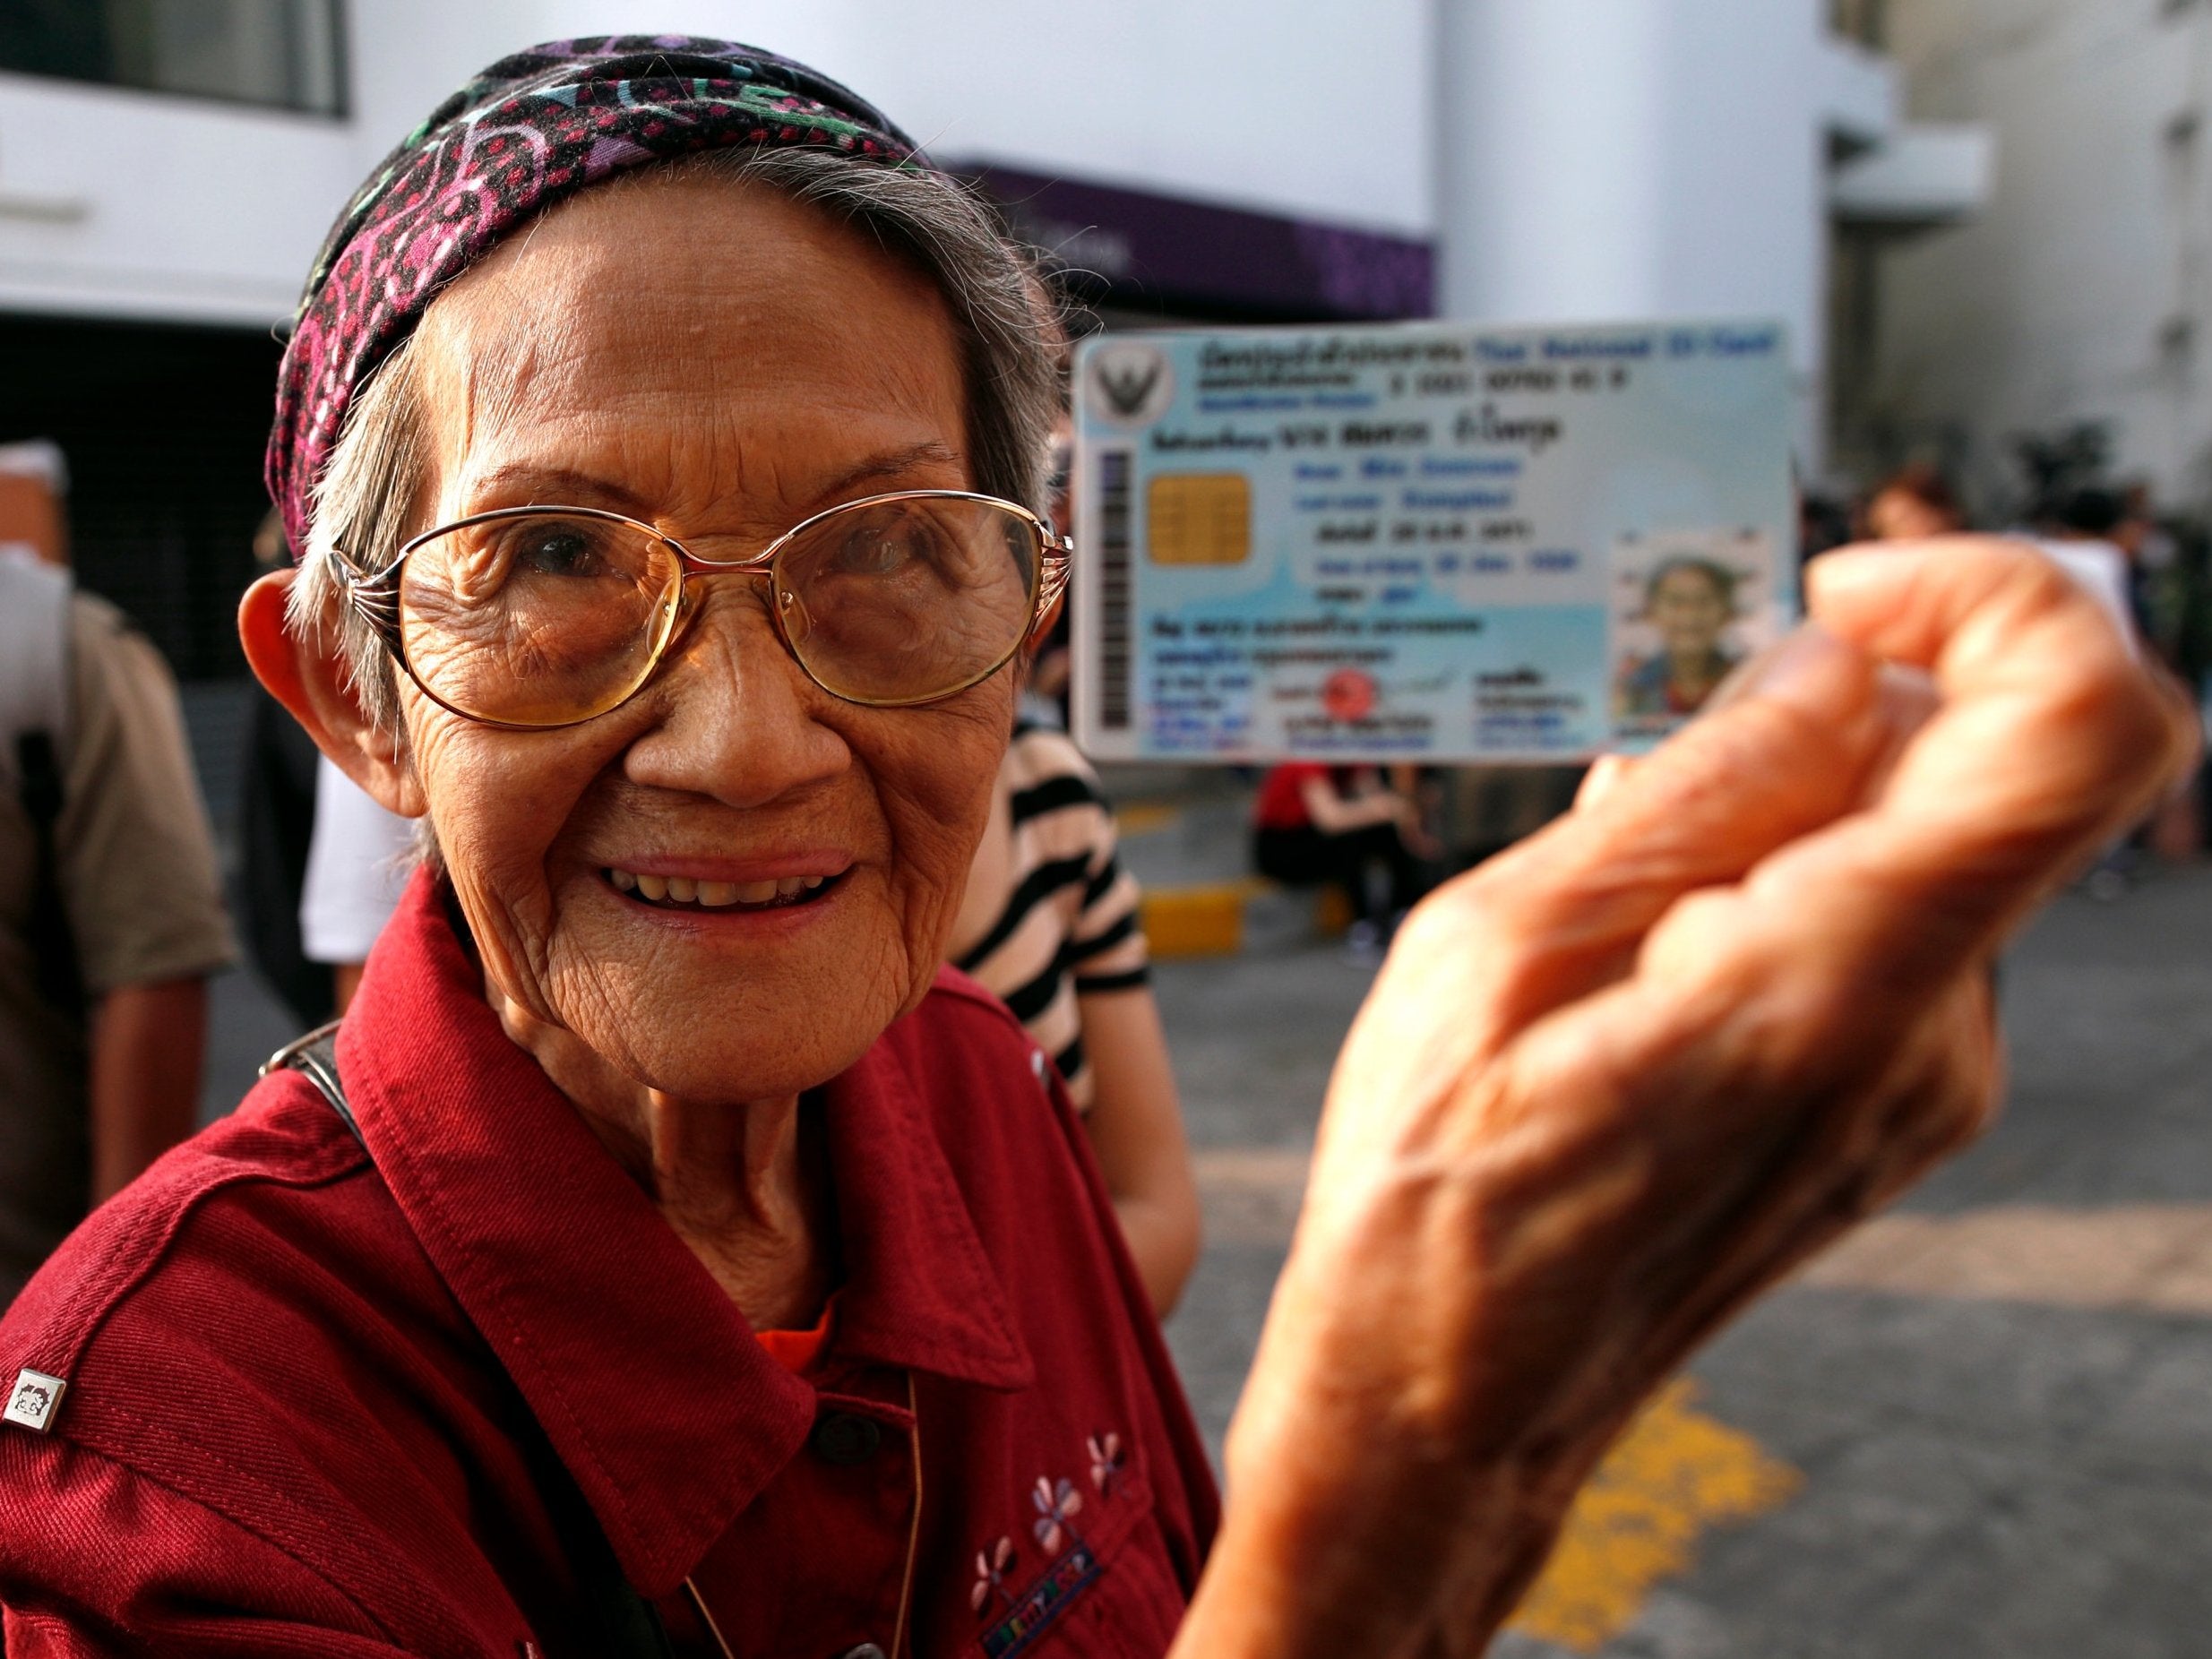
[0,550,72,787]
[18,731,84,1021]
[260,1026,677,1659]
[263,1021,353,1136]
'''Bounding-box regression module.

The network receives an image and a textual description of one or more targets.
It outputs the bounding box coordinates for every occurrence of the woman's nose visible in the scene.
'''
[623,577,849,808]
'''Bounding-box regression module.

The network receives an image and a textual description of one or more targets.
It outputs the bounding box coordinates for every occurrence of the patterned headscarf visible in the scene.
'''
[266,36,920,557]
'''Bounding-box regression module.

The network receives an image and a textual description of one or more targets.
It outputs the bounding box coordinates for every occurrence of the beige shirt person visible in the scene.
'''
[0,591,235,1304]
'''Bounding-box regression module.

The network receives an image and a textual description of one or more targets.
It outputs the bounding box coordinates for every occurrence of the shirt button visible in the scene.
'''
[841,1646,888,1659]
[811,1410,884,1466]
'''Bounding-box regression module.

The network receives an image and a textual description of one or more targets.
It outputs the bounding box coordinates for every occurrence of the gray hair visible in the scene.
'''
[289,144,1067,734]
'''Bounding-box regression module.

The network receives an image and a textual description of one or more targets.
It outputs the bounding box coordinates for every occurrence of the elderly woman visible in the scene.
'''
[0,37,2191,1659]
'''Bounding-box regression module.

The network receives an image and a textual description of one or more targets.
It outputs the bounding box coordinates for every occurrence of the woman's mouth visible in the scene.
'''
[605,867,843,912]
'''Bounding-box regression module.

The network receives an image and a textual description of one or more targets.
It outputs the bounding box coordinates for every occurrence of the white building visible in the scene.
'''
[1436,0,1985,471]
[1856,0,2204,514]
[0,0,1958,675]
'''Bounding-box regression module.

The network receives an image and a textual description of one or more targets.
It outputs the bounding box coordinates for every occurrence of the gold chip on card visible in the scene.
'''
[1147,473,1252,564]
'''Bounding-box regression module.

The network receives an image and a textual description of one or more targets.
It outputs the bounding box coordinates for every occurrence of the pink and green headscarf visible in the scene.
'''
[266,36,919,557]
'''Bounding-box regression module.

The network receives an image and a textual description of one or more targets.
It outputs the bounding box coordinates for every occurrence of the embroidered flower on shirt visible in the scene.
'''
[1032,1474,1085,1554]
[1087,1431,1124,1494]
[971,1534,1016,1613]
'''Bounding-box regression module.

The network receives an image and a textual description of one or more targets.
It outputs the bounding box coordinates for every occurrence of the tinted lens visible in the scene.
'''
[771,496,1040,704]
[398,512,681,725]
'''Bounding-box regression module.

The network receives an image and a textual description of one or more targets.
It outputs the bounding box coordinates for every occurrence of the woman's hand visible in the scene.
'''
[1175,539,2198,1659]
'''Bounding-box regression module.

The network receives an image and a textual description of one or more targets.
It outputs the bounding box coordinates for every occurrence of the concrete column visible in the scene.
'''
[1435,0,1866,467]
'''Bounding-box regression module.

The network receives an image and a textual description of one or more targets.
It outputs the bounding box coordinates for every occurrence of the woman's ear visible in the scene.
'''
[239,567,427,819]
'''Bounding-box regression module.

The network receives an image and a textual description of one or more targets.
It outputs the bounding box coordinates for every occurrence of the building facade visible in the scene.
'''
[1857,0,2208,516]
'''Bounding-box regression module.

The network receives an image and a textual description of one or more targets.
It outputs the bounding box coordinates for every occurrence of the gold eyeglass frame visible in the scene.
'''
[336,488,1075,730]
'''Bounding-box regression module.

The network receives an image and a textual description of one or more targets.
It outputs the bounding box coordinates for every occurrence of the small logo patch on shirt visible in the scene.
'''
[4,1369,66,1432]
[979,1542,1100,1658]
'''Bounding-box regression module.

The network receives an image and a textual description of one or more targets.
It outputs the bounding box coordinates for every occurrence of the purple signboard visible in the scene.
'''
[960,162,1434,322]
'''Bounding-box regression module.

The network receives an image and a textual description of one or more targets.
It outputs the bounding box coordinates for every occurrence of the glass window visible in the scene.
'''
[0,0,347,116]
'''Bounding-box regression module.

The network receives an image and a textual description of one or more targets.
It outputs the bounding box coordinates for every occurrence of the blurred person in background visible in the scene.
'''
[2029,486,2138,645]
[0,441,233,1311]
[947,716,1200,1314]
[2028,488,2155,896]
[1862,460,1967,542]
[298,752,415,1014]
[1252,761,1436,962]
[2112,483,2202,860]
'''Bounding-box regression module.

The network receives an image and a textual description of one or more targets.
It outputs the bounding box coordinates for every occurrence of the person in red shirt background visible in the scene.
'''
[1252,762,1436,959]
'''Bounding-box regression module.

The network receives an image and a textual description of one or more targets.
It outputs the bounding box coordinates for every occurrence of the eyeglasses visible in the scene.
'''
[337,490,1073,728]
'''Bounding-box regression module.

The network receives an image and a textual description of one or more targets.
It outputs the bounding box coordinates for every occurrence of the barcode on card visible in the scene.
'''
[1098,448,1133,731]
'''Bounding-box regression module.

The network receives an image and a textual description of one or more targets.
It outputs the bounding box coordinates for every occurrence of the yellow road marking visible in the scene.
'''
[1113,801,1183,838]
[1507,1380,1802,1652]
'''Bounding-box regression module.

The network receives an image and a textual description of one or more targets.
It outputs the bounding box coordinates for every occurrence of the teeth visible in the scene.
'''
[609,867,835,907]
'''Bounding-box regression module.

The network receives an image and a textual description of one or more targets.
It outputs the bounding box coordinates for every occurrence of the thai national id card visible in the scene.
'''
[1070,317,1797,762]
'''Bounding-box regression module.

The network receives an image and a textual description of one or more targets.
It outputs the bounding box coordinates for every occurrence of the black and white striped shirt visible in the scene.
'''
[951,725,1149,1110]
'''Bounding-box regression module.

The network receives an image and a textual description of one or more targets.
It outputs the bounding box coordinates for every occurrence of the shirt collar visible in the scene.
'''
[337,872,1030,1596]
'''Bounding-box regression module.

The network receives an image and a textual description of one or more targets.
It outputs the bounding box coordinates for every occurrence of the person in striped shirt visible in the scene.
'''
[946,720,1201,1313]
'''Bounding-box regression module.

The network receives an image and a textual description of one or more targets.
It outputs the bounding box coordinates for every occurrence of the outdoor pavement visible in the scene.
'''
[1149,854,2212,1659]
[185,707,2212,1657]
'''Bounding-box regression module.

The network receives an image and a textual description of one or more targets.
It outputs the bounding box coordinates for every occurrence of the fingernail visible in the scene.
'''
[1703,623,1852,713]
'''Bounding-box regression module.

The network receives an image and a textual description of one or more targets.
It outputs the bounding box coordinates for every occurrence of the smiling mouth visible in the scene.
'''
[607,868,843,912]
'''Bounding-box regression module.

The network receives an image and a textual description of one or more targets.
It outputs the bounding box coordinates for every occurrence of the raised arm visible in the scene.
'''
[1175,538,2198,1659]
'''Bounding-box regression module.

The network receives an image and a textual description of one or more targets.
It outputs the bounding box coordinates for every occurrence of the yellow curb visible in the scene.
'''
[1113,801,1183,838]
[1138,880,1268,958]
[1139,877,1353,958]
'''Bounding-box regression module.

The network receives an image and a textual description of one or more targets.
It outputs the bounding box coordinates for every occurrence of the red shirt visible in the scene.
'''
[0,875,1216,1656]
[1252,764,1330,831]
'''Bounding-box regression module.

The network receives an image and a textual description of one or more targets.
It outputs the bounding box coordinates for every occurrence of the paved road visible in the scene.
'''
[1156,866,2212,1659]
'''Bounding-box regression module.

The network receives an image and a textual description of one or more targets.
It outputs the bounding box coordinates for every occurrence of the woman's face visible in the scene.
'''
[395,174,1013,1103]
[1650,565,1731,659]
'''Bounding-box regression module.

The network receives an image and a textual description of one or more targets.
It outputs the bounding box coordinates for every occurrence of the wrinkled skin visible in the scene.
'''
[1173,540,2198,1658]
[294,176,1011,1107]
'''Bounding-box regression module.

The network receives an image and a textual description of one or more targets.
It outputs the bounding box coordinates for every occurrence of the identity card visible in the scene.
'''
[1070,318,1796,761]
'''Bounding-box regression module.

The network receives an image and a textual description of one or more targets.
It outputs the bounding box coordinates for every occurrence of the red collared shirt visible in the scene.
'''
[0,875,1216,1656]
